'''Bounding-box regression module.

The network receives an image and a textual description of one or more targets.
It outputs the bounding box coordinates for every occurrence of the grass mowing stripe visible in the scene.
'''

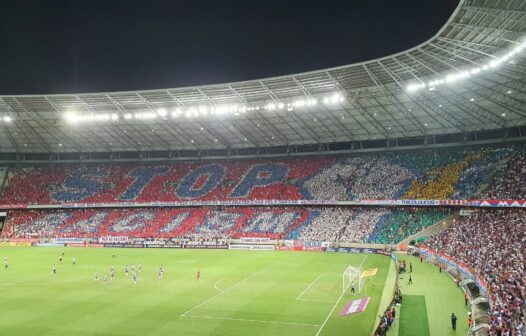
[184,315,321,327]
[296,274,322,300]
[399,295,430,336]
[179,262,274,317]
[0,248,390,336]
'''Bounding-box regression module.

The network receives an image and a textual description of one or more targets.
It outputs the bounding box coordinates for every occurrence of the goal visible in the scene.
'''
[342,265,364,295]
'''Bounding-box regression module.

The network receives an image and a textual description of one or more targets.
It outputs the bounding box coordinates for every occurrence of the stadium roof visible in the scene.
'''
[0,0,526,155]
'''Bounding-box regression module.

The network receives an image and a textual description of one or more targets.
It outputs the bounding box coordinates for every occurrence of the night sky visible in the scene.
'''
[0,0,459,94]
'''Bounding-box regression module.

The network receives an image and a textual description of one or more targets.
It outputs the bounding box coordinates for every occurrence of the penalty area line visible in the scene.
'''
[213,279,224,293]
[314,254,369,336]
[296,274,322,300]
[297,298,336,303]
[183,315,321,327]
[180,263,274,317]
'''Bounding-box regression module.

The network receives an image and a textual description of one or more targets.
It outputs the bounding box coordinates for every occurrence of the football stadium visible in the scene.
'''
[0,1,525,335]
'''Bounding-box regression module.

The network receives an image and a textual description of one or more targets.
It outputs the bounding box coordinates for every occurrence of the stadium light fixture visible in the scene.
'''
[133,112,157,120]
[63,91,346,126]
[157,108,167,117]
[65,112,119,123]
[198,106,208,115]
[2,116,12,122]
[406,38,526,93]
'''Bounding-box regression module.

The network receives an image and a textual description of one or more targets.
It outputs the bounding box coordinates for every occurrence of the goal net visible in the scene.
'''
[342,265,364,295]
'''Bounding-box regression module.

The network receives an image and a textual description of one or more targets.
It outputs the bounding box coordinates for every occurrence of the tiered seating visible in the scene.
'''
[0,147,513,205]
[452,148,511,199]
[4,207,452,243]
[368,208,451,244]
[424,211,525,335]
[3,207,321,240]
[483,150,526,200]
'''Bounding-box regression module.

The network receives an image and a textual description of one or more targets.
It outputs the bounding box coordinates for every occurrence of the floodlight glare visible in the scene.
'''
[157,108,167,117]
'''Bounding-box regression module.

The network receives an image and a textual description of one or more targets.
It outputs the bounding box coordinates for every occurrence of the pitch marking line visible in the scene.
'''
[180,263,274,317]
[314,254,369,336]
[184,315,321,327]
[296,274,322,300]
[297,298,336,303]
[213,279,224,293]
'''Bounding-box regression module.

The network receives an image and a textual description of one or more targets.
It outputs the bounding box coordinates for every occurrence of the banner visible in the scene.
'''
[53,238,85,244]
[240,237,271,244]
[361,268,378,278]
[339,297,370,316]
[478,200,526,208]
[2,198,526,209]
[229,244,275,251]
[34,242,64,247]
[184,244,228,249]
[459,209,477,216]
[0,204,27,209]
[275,245,294,251]
[0,242,32,247]
[143,240,166,246]
[99,236,129,243]
[325,247,377,254]
[67,243,87,247]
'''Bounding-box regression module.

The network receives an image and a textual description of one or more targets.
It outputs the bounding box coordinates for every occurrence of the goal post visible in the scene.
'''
[342,265,364,295]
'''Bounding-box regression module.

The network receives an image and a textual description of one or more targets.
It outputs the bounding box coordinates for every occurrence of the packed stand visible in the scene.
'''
[368,208,451,244]
[2,206,450,243]
[424,210,526,335]
[0,147,515,206]
[3,207,317,240]
[483,150,526,200]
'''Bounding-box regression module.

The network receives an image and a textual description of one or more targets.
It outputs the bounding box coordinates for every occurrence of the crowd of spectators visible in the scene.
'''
[424,210,525,335]
[0,147,518,206]
[402,148,512,200]
[2,207,316,240]
[299,157,413,200]
[452,148,511,199]
[483,150,526,200]
[3,206,453,244]
[369,208,452,244]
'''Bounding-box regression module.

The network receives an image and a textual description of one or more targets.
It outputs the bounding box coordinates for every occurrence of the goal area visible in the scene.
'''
[342,265,364,295]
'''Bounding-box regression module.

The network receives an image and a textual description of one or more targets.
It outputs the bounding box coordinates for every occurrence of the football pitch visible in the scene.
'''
[0,247,393,336]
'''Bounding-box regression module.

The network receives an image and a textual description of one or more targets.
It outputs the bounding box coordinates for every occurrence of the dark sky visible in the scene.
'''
[0,0,459,95]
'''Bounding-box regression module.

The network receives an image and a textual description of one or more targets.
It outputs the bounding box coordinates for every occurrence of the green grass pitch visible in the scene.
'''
[0,247,392,336]
[399,295,430,336]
